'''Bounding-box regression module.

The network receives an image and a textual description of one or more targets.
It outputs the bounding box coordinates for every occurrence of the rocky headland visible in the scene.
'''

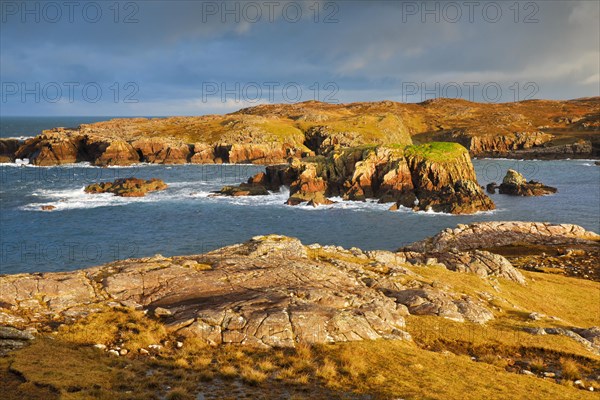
[1,98,598,166]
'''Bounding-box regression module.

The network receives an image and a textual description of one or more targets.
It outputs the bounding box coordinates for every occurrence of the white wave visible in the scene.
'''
[21,186,167,211]
[4,136,32,140]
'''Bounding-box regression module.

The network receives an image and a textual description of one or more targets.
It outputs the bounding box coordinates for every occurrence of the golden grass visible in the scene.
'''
[560,358,583,380]
[58,306,167,351]
[4,333,598,400]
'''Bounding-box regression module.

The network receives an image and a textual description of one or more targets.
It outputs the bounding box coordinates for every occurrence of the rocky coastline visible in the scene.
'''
[1,98,598,166]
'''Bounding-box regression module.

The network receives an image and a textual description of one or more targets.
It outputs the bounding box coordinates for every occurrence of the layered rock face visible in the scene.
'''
[235,143,494,214]
[85,178,168,197]
[496,169,557,196]
[0,235,516,348]
[9,132,301,166]
[132,138,191,164]
[405,221,600,253]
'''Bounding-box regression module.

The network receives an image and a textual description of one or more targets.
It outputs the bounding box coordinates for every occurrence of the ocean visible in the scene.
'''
[1,117,599,274]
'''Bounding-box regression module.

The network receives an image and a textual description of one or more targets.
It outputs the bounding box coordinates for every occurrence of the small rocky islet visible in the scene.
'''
[486,169,558,196]
[84,177,168,197]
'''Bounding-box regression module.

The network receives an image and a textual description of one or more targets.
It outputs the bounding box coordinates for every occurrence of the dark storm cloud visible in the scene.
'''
[0,0,598,115]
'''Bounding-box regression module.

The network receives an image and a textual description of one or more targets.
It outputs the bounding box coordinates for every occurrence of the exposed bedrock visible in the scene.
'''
[0,235,523,348]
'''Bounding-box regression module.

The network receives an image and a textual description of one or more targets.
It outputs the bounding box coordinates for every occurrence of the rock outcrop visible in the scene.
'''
[212,183,269,197]
[85,178,168,197]
[14,130,82,166]
[228,143,494,214]
[86,137,141,166]
[0,235,510,349]
[497,169,557,196]
[0,326,35,356]
[402,249,526,284]
[405,221,600,253]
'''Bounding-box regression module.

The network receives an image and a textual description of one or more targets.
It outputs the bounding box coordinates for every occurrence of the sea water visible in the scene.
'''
[1,118,598,274]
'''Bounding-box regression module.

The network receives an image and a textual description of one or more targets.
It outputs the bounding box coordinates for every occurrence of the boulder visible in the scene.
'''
[85,178,168,197]
[392,288,493,324]
[486,182,498,194]
[498,169,557,196]
[420,249,526,284]
[0,326,35,355]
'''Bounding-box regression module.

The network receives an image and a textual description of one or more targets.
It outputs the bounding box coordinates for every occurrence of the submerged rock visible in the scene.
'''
[85,177,168,197]
[213,184,269,197]
[498,169,557,196]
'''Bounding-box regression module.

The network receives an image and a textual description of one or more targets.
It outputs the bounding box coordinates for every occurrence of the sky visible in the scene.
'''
[0,0,599,116]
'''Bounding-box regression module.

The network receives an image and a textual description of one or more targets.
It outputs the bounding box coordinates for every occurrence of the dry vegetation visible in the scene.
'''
[1,262,599,399]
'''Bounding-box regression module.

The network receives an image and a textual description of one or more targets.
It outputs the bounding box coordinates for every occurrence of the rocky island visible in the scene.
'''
[1,222,599,399]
